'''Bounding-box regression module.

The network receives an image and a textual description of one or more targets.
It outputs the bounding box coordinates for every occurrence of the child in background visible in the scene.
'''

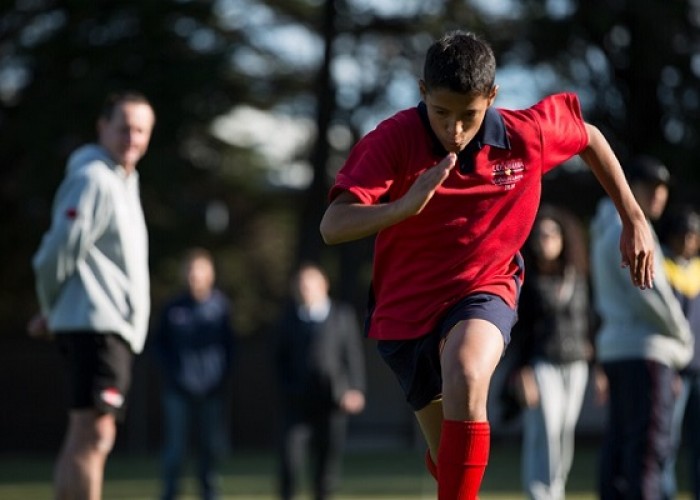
[660,207,700,499]
[513,205,592,500]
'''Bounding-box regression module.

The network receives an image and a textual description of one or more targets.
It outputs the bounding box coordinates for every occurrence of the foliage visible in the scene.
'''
[2,0,700,340]
[0,0,312,336]
[485,0,700,198]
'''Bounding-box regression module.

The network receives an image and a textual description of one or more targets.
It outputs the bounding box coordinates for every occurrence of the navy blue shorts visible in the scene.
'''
[376,293,517,411]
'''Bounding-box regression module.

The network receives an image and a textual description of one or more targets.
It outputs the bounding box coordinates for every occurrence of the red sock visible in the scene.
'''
[437,420,490,500]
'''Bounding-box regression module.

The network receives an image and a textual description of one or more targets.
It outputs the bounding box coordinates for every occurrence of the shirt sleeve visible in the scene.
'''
[630,255,692,344]
[530,93,589,175]
[329,118,405,205]
[32,169,112,313]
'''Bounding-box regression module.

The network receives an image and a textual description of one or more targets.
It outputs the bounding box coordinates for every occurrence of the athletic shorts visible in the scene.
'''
[376,293,518,412]
[55,332,134,420]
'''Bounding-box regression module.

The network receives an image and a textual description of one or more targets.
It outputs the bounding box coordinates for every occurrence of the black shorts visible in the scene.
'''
[55,332,134,420]
[376,293,518,412]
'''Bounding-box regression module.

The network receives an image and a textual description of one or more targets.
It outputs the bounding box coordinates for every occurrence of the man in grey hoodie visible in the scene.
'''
[28,91,155,500]
[591,155,693,500]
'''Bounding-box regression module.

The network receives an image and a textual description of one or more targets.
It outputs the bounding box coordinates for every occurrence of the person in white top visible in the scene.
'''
[28,91,155,500]
[591,155,692,499]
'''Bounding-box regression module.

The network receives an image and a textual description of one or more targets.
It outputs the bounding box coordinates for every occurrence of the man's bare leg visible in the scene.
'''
[54,409,116,500]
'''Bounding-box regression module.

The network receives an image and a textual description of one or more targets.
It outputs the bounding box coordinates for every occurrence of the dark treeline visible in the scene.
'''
[1,0,699,451]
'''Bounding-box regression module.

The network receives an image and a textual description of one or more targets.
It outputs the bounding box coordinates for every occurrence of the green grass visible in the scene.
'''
[0,441,693,499]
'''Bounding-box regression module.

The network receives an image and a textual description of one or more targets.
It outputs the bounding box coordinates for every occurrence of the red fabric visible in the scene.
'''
[437,420,490,500]
[329,93,588,341]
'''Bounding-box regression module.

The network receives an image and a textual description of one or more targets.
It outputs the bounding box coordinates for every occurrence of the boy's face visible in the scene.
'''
[419,81,497,153]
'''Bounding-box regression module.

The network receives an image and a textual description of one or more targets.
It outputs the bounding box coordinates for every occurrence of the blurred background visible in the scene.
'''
[2,0,700,459]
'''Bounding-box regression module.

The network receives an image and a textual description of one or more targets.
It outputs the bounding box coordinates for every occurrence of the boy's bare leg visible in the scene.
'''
[416,398,443,464]
[436,319,504,500]
[416,398,443,479]
[441,319,503,420]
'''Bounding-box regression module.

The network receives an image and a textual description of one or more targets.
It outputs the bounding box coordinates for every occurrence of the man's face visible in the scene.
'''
[420,82,497,153]
[632,181,669,221]
[296,267,329,307]
[186,257,215,300]
[98,101,155,172]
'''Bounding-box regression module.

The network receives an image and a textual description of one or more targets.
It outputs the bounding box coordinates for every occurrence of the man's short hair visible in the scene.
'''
[184,247,214,266]
[423,31,496,95]
[99,91,154,122]
[625,155,671,186]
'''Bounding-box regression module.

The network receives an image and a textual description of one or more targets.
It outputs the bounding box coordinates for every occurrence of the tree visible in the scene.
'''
[479,0,700,203]
[0,0,314,336]
[5,0,700,335]
[4,0,700,453]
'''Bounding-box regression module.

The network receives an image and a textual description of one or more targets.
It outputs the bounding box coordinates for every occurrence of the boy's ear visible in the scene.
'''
[488,85,499,104]
[418,79,427,99]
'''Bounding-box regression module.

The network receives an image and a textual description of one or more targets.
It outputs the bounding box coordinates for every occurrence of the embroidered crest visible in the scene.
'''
[492,160,525,190]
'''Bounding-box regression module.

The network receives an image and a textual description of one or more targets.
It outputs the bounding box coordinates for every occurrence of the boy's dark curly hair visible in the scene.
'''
[423,30,496,95]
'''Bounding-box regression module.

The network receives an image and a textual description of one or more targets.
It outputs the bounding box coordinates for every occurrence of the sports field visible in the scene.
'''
[0,440,692,499]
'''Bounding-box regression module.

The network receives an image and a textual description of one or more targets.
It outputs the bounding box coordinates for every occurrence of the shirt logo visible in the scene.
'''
[492,160,525,190]
[100,387,125,408]
[65,207,78,219]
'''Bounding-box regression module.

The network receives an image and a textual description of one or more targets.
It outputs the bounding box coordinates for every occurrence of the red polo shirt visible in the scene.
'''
[329,93,588,340]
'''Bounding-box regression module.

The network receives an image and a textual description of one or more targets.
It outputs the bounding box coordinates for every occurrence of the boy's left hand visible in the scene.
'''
[620,219,655,289]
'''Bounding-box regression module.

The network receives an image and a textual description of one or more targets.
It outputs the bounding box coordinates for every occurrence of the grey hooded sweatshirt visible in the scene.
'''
[590,198,692,369]
[32,144,150,354]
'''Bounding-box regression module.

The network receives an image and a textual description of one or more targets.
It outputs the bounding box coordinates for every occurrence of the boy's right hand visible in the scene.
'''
[398,153,457,217]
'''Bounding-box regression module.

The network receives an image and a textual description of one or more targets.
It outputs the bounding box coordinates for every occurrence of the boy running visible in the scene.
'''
[320,31,655,500]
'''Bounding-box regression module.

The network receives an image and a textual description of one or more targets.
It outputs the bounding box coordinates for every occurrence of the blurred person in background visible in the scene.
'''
[590,155,693,499]
[660,207,700,500]
[274,263,366,500]
[511,204,593,500]
[153,248,236,500]
[28,91,155,500]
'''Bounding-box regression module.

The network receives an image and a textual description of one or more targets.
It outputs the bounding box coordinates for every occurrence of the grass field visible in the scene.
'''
[0,440,693,499]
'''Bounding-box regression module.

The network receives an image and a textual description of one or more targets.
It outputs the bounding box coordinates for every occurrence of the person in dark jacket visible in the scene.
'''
[510,205,593,500]
[274,263,366,500]
[660,207,700,499]
[153,248,235,500]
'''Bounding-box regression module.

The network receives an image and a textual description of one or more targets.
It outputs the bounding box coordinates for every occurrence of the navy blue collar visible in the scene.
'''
[417,101,510,173]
